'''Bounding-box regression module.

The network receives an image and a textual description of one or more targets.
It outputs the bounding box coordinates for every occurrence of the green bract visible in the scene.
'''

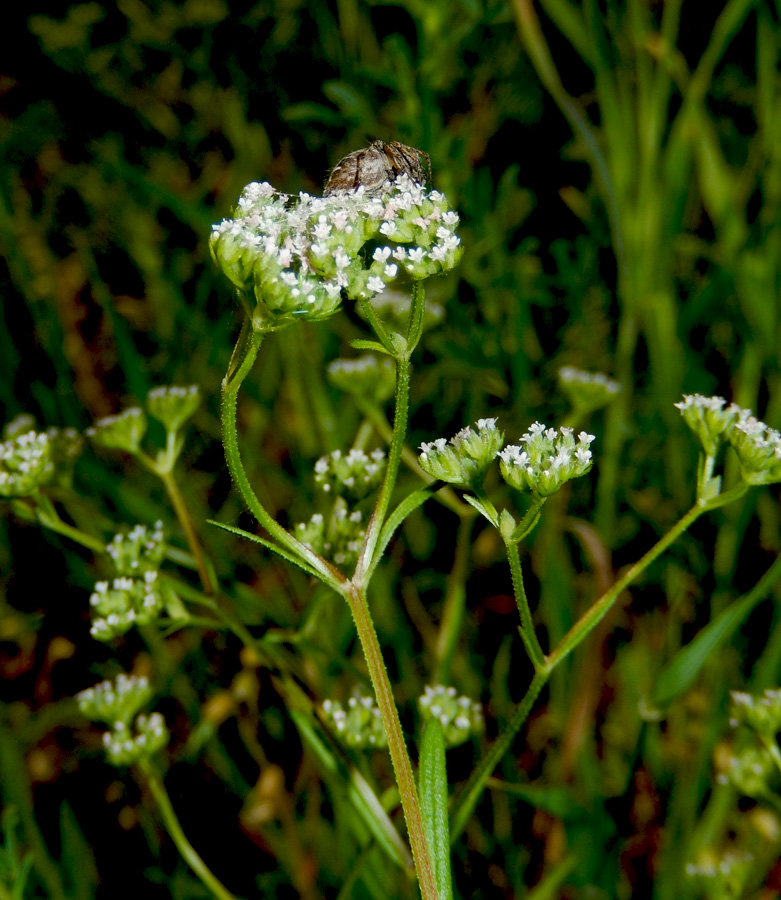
[209,174,463,331]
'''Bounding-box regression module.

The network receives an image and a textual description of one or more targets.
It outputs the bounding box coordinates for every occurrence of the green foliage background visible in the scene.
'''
[1,1,781,898]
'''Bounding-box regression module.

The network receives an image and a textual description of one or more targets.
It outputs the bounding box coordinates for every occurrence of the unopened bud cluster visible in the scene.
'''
[327,355,396,404]
[498,424,595,497]
[730,689,781,736]
[418,418,504,489]
[146,385,201,433]
[314,448,386,499]
[685,850,754,900]
[102,714,169,766]
[0,431,54,497]
[77,674,153,725]
[294,509,366,568]
[106,521,166,576]
[87,407,147,455]
[418,685,484,748]
[209,174,462,330]
[558,366,619,412]
[676,395,781,485]
[719,745,776,799]
[322,690,387,749]
[77,675,168,766]
[675,395,740,456]
[89,572,165,640]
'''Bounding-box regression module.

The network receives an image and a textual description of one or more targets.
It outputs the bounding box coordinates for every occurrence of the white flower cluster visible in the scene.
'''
[210,173,462,328]
[676,395,781,485]
[499,423,595,497]
[558,366,620,411]
[146,385,200,433]
[0,431,53,497]
[327,355,396,403]
[322,690,387,749]
[106,521,166,576]
[295,509,366,569]
[418,418,504,488]
[76,674,152,725]
[89,571,164,640]
[86,407,147,455]
[314,448,386,499]
[418,685,484,748]
[102,713,169,767]
[729,688,781,735]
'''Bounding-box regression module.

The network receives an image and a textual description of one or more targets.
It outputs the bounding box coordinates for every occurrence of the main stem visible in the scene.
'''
[349,583,438,900]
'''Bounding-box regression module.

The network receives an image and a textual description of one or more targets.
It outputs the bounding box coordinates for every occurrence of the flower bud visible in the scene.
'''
[77,674,153,726]
[314,448,386,500]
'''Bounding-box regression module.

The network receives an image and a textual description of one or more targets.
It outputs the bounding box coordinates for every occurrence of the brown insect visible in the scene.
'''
[324,140,431,196]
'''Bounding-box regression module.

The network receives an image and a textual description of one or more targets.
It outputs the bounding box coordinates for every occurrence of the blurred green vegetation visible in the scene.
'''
[1,0,781,898]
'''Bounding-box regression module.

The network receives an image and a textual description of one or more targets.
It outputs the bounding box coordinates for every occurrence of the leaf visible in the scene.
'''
[651,553,781,707]
[349,339,394,356]
[418,719,453,900]
[206,520,322,579]
[365,488,434,581]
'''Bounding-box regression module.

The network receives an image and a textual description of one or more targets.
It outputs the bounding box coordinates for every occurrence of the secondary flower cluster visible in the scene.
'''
[729,689,781,737]
[294,509,366,568]
[676,394,781,485]
[87,385,201,460]
[499,424,595,497]
[418,685,484,748]
[418,418,595,498]
[558,366,620,412]
[314,448,386,500]
[0,431,54,497]
[88,522,186,641]
[209,174,463,329]
[77,674,168,767]
[418,418,504,489]
[327,355,396,405]
[322,690,387,749]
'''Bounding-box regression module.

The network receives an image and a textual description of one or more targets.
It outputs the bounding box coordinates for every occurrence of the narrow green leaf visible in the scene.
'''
[652,553,781,706]
[206,520,321,578]
[365,488,434,581]
[290,710,413,872]
[419,719,453,900]
[350,339,393,355]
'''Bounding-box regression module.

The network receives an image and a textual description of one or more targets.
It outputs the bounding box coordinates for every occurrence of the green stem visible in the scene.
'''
[347,584,438,900]
[138,759,238,900]
[451,486,751,840]
[220,325,346,594]
[160,470,213,594]
[33,494,106,554]
[504,538,546,671]
[354,357,411,586]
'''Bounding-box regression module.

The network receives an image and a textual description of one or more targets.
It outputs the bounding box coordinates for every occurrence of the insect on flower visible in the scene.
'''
[324,140,431,195]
